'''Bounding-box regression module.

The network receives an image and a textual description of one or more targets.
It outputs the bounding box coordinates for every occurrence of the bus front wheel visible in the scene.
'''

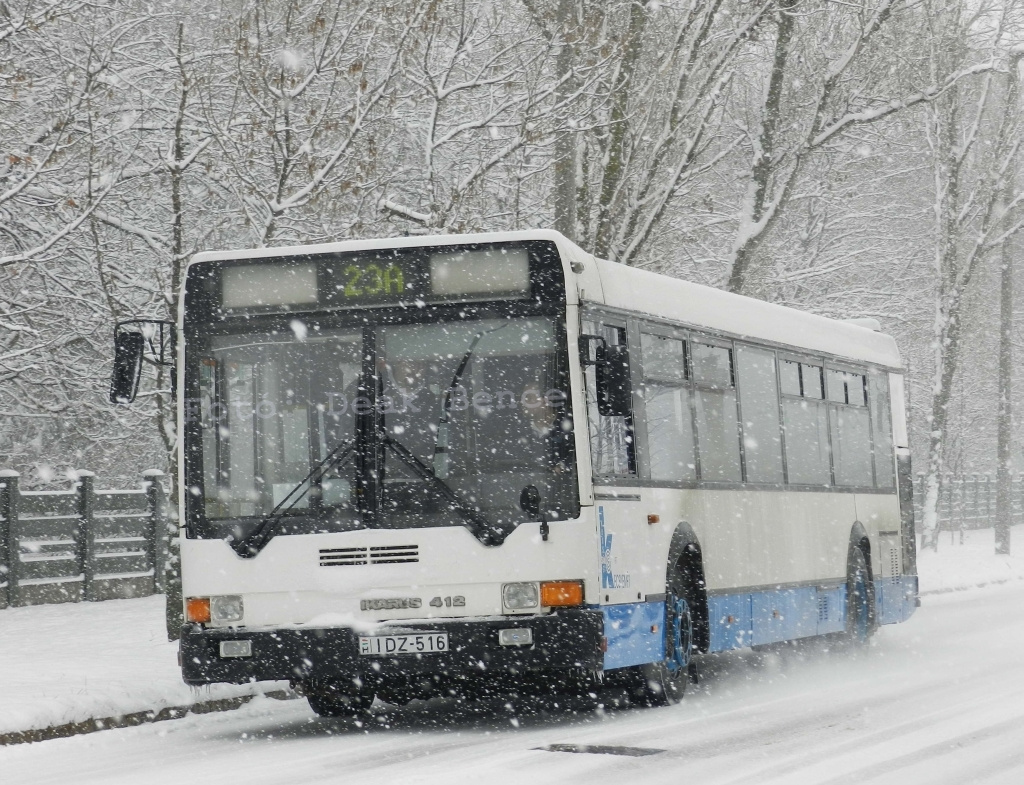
[635,566,693,706]
[304,678,375,718]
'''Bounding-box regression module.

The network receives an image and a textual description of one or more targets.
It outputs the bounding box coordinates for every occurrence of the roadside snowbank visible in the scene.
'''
[0,525,1020,738]
[917,525,1024,594]
[0,596,286,737]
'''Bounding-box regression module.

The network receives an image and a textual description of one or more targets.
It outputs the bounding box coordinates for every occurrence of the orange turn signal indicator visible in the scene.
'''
[186,597,211,623]
[540,580,584,608]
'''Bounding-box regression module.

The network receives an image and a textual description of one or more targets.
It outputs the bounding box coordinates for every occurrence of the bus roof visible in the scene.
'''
[186,229,901,370]
[592,257,902,370]
[186,229,571,266]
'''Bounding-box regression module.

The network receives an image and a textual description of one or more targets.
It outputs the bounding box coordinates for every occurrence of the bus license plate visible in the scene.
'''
[358,633,448,656]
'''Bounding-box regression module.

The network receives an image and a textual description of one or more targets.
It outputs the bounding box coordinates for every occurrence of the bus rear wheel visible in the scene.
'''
[843,544,875,646]
[635,567,693,706]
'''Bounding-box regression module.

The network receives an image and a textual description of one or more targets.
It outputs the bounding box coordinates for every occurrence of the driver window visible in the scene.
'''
[584,319,636,478]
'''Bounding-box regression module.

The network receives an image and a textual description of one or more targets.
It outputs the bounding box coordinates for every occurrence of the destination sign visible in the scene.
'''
[323,254,427,306]
[322,248,530,307]
[193,241,564,318]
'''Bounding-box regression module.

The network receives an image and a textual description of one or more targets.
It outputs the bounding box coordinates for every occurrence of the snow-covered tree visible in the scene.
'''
[917,1,1024,551]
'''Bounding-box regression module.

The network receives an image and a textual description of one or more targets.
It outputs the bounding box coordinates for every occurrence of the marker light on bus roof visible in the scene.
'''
[430,249,529,296]
[221,263,317,309]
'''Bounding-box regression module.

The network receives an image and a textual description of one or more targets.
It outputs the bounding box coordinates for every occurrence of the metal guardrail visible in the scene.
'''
[0,470,168,609]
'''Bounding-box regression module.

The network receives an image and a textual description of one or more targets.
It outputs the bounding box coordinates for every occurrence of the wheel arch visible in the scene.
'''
[848,520,877,630]
[667,522,710,654]
[849,520,872,573]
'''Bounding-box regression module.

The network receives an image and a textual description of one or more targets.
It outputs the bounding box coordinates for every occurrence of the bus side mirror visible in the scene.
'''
[519,485,541,517]
[519,484,549,541]
[109,319,175,405]
[110,331,145,404]
[596,344,632,417]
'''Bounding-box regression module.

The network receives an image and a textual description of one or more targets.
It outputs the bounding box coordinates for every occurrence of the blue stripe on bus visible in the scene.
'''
[602,602,665,670]
[877,575,919,624]
[707,577,919,653]
[709,586,843,651]
[708,593,754,651]
[599,577,920,667]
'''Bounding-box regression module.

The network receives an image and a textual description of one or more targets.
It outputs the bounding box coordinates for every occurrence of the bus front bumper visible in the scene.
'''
[179,609,605,686]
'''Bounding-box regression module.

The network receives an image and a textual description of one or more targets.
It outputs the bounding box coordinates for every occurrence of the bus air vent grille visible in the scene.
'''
[319,547,368,567]
[318,545,419,566]
[817,596,829,622]
[889,548,901,584]
[369,545,419,564]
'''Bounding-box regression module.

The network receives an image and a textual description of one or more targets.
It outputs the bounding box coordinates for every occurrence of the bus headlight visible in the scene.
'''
[502,582,539,611]
[210,595,244,624]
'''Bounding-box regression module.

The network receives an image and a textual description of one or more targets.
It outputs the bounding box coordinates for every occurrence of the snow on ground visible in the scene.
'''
[917,525,1024,594]
[2,551,1023,783]
[0,528,1019,753]
[0,596,286,736]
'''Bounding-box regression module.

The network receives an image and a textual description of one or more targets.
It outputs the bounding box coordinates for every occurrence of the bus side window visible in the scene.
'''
[692,342,741,482]
[583,321,636,477]
[736,345,783,484]
[639,332,696,482]
[870,372,896,489]
[780,360,831,486]
[828,369,873,487]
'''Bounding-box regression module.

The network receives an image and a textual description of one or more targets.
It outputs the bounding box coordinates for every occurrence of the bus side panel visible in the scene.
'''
[697,490,856,594]
[602,602,665,669]
[595,486,907,658]
[706,584,846,652]
[876,577,917,624]
[854,493,917,625]
[751,586,818,645]
[707,593,752,652]
[651,488,878,652]
[594,500,662,605]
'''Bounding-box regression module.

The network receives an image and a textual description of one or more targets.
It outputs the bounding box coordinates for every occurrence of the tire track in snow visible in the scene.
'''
[814,713,1024,785]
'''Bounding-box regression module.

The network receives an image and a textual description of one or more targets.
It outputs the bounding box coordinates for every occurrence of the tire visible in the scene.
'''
[635,565,693,706]
[304,679,375,717]
[844,544,875,646]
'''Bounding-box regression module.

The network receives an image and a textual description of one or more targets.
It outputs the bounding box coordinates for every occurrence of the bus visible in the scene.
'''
[110,229,917,714]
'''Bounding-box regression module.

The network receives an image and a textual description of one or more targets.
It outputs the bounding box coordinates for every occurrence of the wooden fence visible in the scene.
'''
[0,470,168,609]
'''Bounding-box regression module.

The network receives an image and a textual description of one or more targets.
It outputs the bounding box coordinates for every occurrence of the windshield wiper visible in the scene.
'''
[233,438,355,558]
[384,434,510,546]
[234,321,516,556]
[433,322,509,479]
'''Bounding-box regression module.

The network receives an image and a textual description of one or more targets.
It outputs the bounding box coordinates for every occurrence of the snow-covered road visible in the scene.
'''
[3,578,1023,785]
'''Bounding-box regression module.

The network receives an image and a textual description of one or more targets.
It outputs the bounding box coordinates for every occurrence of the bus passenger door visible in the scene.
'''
[582,315,650,605]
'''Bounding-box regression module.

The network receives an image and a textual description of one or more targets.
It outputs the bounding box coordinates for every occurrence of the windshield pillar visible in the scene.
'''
[355,327,383,525]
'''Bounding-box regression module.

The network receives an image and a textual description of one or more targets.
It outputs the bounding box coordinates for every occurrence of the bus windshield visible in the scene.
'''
[193,314,578,543]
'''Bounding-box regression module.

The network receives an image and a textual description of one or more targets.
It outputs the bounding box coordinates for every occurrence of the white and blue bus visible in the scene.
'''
[112,230,917,713]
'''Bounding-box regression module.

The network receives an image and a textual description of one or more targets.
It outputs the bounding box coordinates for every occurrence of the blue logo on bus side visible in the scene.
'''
[599,506,630,590]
